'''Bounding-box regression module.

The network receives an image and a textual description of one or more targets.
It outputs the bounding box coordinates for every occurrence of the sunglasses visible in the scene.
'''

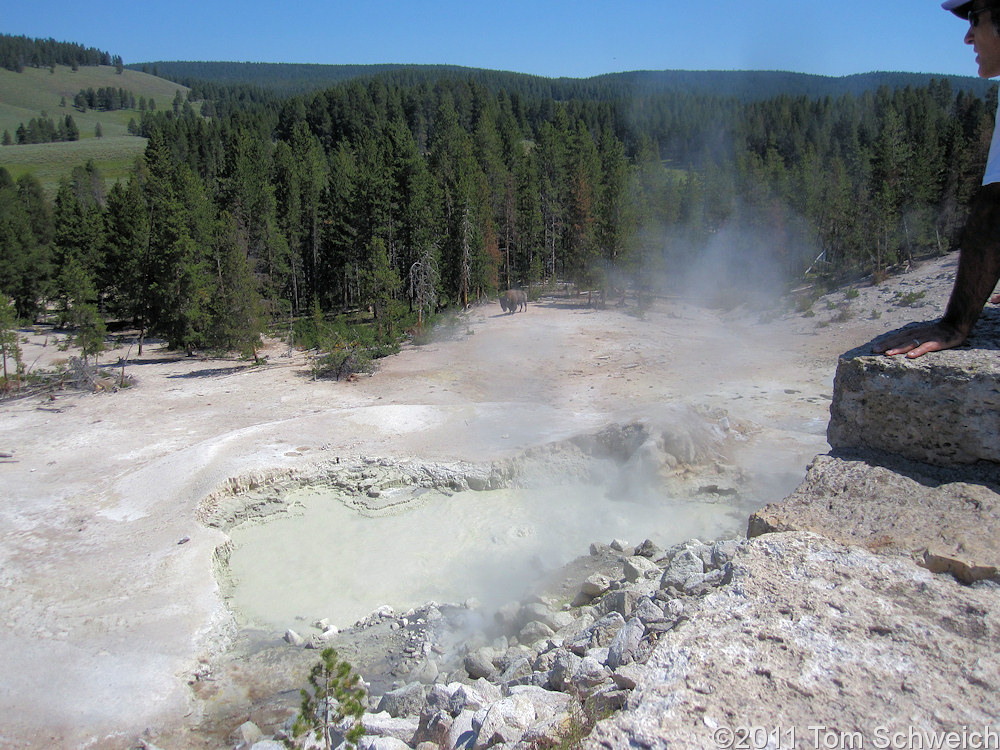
[969,7,991,26]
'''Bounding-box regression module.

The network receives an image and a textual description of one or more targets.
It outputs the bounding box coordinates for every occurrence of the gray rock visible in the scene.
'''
[473,694,536,749]
[450,683,491,715]
[424,683,457,713]
[607,617,645,669]
[519,620,555,646]
[464,648,496,680]
[585,686,630,715]
[660,548,704,590]
[609,539,632,553]
[580,573,613,597]
[377,682,426,718]
[520,601,575,633]
[710,539,742,570]
[623,555,660,582]
[571,655,612,690]
[597,589,641,620]
[681,572,707,593]
[633,597,665,623]
[566,612,626,655]
[547,648,583,691]
[233,720,263,746]
[507,684,572,720]
[499,656,533,684]
[362,712,419,745]
[611,662,647,690]
[411,657,439,684]
[520,712,573,747]
[448,710,478,750]
[413,710,452,748]
[633,538,664,560]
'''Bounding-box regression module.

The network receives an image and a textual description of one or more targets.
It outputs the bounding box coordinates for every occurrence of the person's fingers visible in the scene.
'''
[992,293,1000,304]
[904,342,936,358]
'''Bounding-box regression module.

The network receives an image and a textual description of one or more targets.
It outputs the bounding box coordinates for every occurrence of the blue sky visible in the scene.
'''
[3,0,988,80]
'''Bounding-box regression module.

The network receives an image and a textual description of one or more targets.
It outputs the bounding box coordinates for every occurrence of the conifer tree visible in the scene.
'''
[209,212,267,360]
[292,647,365,750]
[0,294,22,388]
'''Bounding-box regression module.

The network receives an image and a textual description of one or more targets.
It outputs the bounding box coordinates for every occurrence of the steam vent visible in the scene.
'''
[750,311,1000,584]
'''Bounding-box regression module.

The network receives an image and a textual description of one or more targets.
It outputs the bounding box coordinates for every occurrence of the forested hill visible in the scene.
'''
[130,60,996,100]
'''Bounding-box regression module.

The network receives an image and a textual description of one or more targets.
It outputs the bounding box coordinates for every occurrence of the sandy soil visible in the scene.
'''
[0,254,960,749]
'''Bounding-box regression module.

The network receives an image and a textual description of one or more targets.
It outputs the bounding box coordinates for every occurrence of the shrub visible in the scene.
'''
[893,290,926,307]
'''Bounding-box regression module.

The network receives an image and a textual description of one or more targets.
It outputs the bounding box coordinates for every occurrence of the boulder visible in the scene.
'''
[622,555,660,582]
[232,720,263,746]
[519,620,555,646]
[450,683,492,715]
[580,573,613,598]
[546,648,582,691]
[633,538,664,560]
[659,549,704,591]
[565,612,626,655]
[828,333,1000,466]
[606,617,645,669]
[749,452,1000,583]
[362,712,419,745]
[464,648,496,680]
[473,694,536,749]
[377,682,426,718]
[570,655,612,691]
[448,710,478,750]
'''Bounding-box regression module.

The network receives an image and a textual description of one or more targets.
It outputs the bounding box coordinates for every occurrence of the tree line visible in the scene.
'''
[1,71,995,369]
[73,86,138,112]
[0,34,121,73]
[5,114,80,144]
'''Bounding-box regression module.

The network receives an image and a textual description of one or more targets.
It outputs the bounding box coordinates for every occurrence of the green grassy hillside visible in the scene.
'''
[0,65,190,194]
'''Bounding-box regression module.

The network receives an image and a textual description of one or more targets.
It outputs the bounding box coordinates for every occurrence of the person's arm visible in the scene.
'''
[875,182,1000,358]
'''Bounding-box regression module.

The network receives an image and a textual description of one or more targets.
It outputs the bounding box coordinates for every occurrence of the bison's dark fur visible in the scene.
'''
[500,289,527,314]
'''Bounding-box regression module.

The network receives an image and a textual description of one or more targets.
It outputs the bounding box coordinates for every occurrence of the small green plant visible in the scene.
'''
[845,287,860,300]
[893,290,926,307]
[870,308,882,320]
[291,647,366,750]
[544,687,617,750]
[831,302,853,323]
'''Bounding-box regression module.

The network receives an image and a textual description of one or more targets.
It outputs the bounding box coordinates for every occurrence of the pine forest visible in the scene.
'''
[2,34,998,378]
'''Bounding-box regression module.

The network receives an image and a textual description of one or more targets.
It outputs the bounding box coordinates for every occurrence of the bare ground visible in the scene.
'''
[0,255,961,749]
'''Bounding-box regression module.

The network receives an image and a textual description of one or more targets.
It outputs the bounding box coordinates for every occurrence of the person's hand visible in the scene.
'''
[872,322,967,358]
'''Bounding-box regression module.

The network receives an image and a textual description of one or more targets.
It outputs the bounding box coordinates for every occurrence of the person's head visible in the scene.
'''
[944,0,1000,77]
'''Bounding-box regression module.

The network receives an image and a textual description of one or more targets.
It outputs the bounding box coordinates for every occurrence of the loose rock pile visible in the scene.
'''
[239,536,744,750]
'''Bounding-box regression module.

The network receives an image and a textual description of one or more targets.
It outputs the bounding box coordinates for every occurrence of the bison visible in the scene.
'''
[500,289,527,314]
